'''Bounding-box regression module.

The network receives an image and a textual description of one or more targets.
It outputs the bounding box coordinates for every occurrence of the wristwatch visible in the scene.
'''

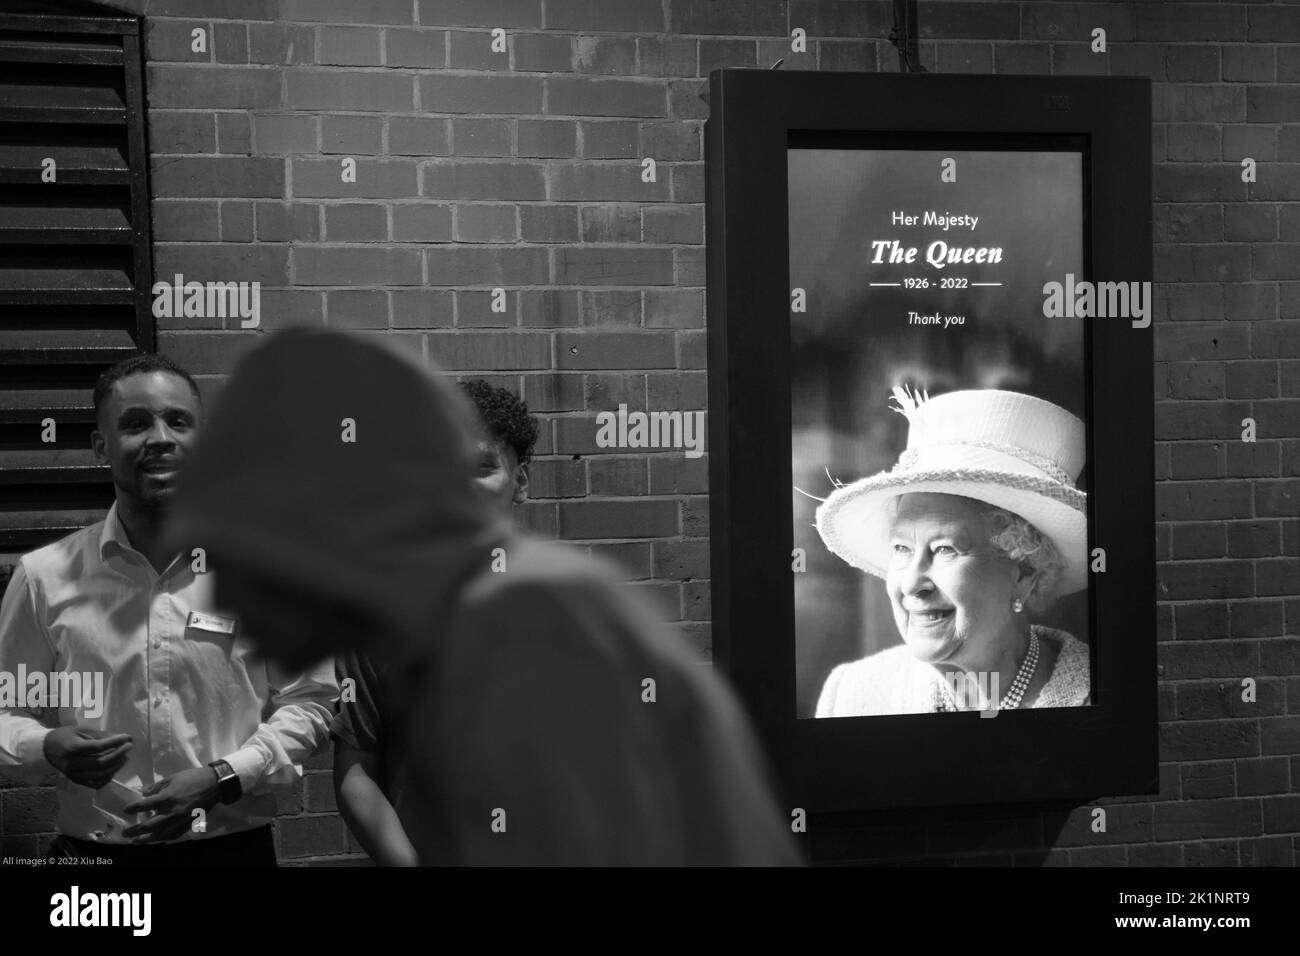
[208,759,242,805]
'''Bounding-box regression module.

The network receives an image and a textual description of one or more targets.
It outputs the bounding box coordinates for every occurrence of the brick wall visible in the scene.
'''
[1,0,1297,866]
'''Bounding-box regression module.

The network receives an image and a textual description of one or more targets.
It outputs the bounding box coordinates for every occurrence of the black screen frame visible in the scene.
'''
[705,69,1155,813]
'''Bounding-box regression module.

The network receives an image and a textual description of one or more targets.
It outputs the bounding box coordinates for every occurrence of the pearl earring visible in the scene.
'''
[1012,598,1024,613]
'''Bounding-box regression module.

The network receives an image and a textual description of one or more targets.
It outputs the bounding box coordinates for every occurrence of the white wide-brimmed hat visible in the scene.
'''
[814,387,1088,596]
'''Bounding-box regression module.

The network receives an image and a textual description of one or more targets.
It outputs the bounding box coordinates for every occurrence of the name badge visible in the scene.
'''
[187,611,237,635]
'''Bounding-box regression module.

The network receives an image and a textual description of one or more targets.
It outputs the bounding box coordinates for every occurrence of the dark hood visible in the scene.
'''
[164,328,507,656]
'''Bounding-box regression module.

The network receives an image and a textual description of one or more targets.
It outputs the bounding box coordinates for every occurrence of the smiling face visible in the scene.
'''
[884,493,1023,668]
[91,371,201,511]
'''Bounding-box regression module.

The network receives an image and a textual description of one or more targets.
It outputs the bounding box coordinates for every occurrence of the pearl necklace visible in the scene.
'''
[931,631,1041,712]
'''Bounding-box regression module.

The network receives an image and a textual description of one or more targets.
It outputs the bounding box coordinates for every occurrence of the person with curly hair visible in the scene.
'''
[331,379,539,866]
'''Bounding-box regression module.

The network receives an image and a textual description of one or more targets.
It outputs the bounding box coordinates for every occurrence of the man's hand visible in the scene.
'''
[42,727,132,789]
[122,767,221,843]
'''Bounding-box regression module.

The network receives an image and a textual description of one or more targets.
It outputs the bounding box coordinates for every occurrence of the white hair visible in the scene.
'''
[981,503,1067,614]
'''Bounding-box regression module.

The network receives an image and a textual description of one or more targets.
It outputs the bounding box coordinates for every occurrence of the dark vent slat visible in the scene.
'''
[0,143,129,183]
[0,84,126,124]
[0,266,133,292]
[0,389,95,423]
[0,448,105,482]
[0,204,132,242]
[0,37,122,65]
[0,328,136,361]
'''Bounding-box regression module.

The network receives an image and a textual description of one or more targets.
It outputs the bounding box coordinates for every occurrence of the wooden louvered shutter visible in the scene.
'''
[0,0,152,566]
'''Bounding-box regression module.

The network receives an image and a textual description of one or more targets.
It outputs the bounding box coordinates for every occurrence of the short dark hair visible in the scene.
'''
[459,379,539,465]
[93,354,202,422]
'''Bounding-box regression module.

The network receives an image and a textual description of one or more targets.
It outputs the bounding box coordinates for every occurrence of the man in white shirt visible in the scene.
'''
[0,354,336,865]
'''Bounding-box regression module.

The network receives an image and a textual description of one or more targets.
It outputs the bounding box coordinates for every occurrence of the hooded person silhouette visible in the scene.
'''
[164,329,801,866]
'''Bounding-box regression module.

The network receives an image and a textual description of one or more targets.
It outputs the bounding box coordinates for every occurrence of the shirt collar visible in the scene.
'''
[98,500,127,560]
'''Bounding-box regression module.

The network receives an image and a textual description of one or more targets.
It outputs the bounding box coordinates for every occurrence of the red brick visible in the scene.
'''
[152,156,284,198]
[1255,321,1300,357]
[322,116,383,155]
[554,248,675,286]
[514,33,574,73]
[159,331,262,374]
[212,24,249,66]
[1173,601,1229,640]
[1158,560,1256,601]
[1153,165,1242,203]
[1225,44,1276,82]
[155,243,289,284]
[581,121,640,158]
[419,74,543,114]
[1152,84,1245,123]
[521,290,582,328]
[153,200,220,240]
[1156,243,1251,282]
[520,205,579,242]
[1237,756,1289,796]
[148,65,282,109]
[529,459,587,498]
[580,290,641,327]
[252,114,317,154]
[1230,600,1285,639]
[146,19,211,62]
[319,26,382,66]
[588,542,652,578]
[1167,362,1224,399]
[585,373,647,411]
[150,111,217,153]
[1256,479,1299,517]
[1179,761,1234,799]
[548,0,665,32]
[456,290,515,328]
[937,42,993,74]
[448,118,511,157]
[1178,680,1284,720]
[1227,521,1282,558]
[248,22,315,66]
[220,201,254,241]
[556,331,675,369]
[282,0,413,23]
[255,289,324,329]
[448,30,512,71]
[255,202,319,242]
[428,331,551,370]
[1258,558,1299,597]
[326,289,387,330]
[1250,7,1300,43]
[1160,719,1259,760]
[1165,46,1219,83]
[550,164,671,201]
[547,78,667,118]
[1157,283,1224,322]
[1241,836,1293,865]
[819,39,877,72]
[638,37,697,77]
[391,289,454,328]
[645,289,703,328]
[576,35,637,75]
[1166,124,1220,162]
[652,539,709,579]
[649,455,708,494]
[1138,4,1244,42]
[295,247,421,285]
[523,372,584,412]
[518,120,576,158]
[417,0,542,28]
[668,79,709,120]
[422,161,546,200]
[454,204,518,242]
[286,70,413,111]
[385,28,446,68]
[1227,440,1280,478]
[699,37,757,73]
[1262,716,1300,756]
[322,203,386,241]
[1170,521,1226,559]
[388,117,450,156]
[1224,204,1277,242]
[580,205,640,243]
[557,500,679,539]
[678,329,707,368]
[425,247,549,286]
[393,203,453,241]
[1155,400,1253,438]
[643,206,703,245]
[277,815,345,859]
[589,458,649,496]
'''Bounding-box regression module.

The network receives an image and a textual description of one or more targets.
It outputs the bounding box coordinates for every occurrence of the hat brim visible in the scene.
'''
[814,468,1088,597]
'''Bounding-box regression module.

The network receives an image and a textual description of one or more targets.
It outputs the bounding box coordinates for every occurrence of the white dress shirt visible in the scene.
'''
[0,503,337,843]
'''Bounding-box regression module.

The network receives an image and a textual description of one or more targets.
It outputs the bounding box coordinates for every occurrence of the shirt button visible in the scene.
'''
[153,639,162,650]
[153,695,163,708]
